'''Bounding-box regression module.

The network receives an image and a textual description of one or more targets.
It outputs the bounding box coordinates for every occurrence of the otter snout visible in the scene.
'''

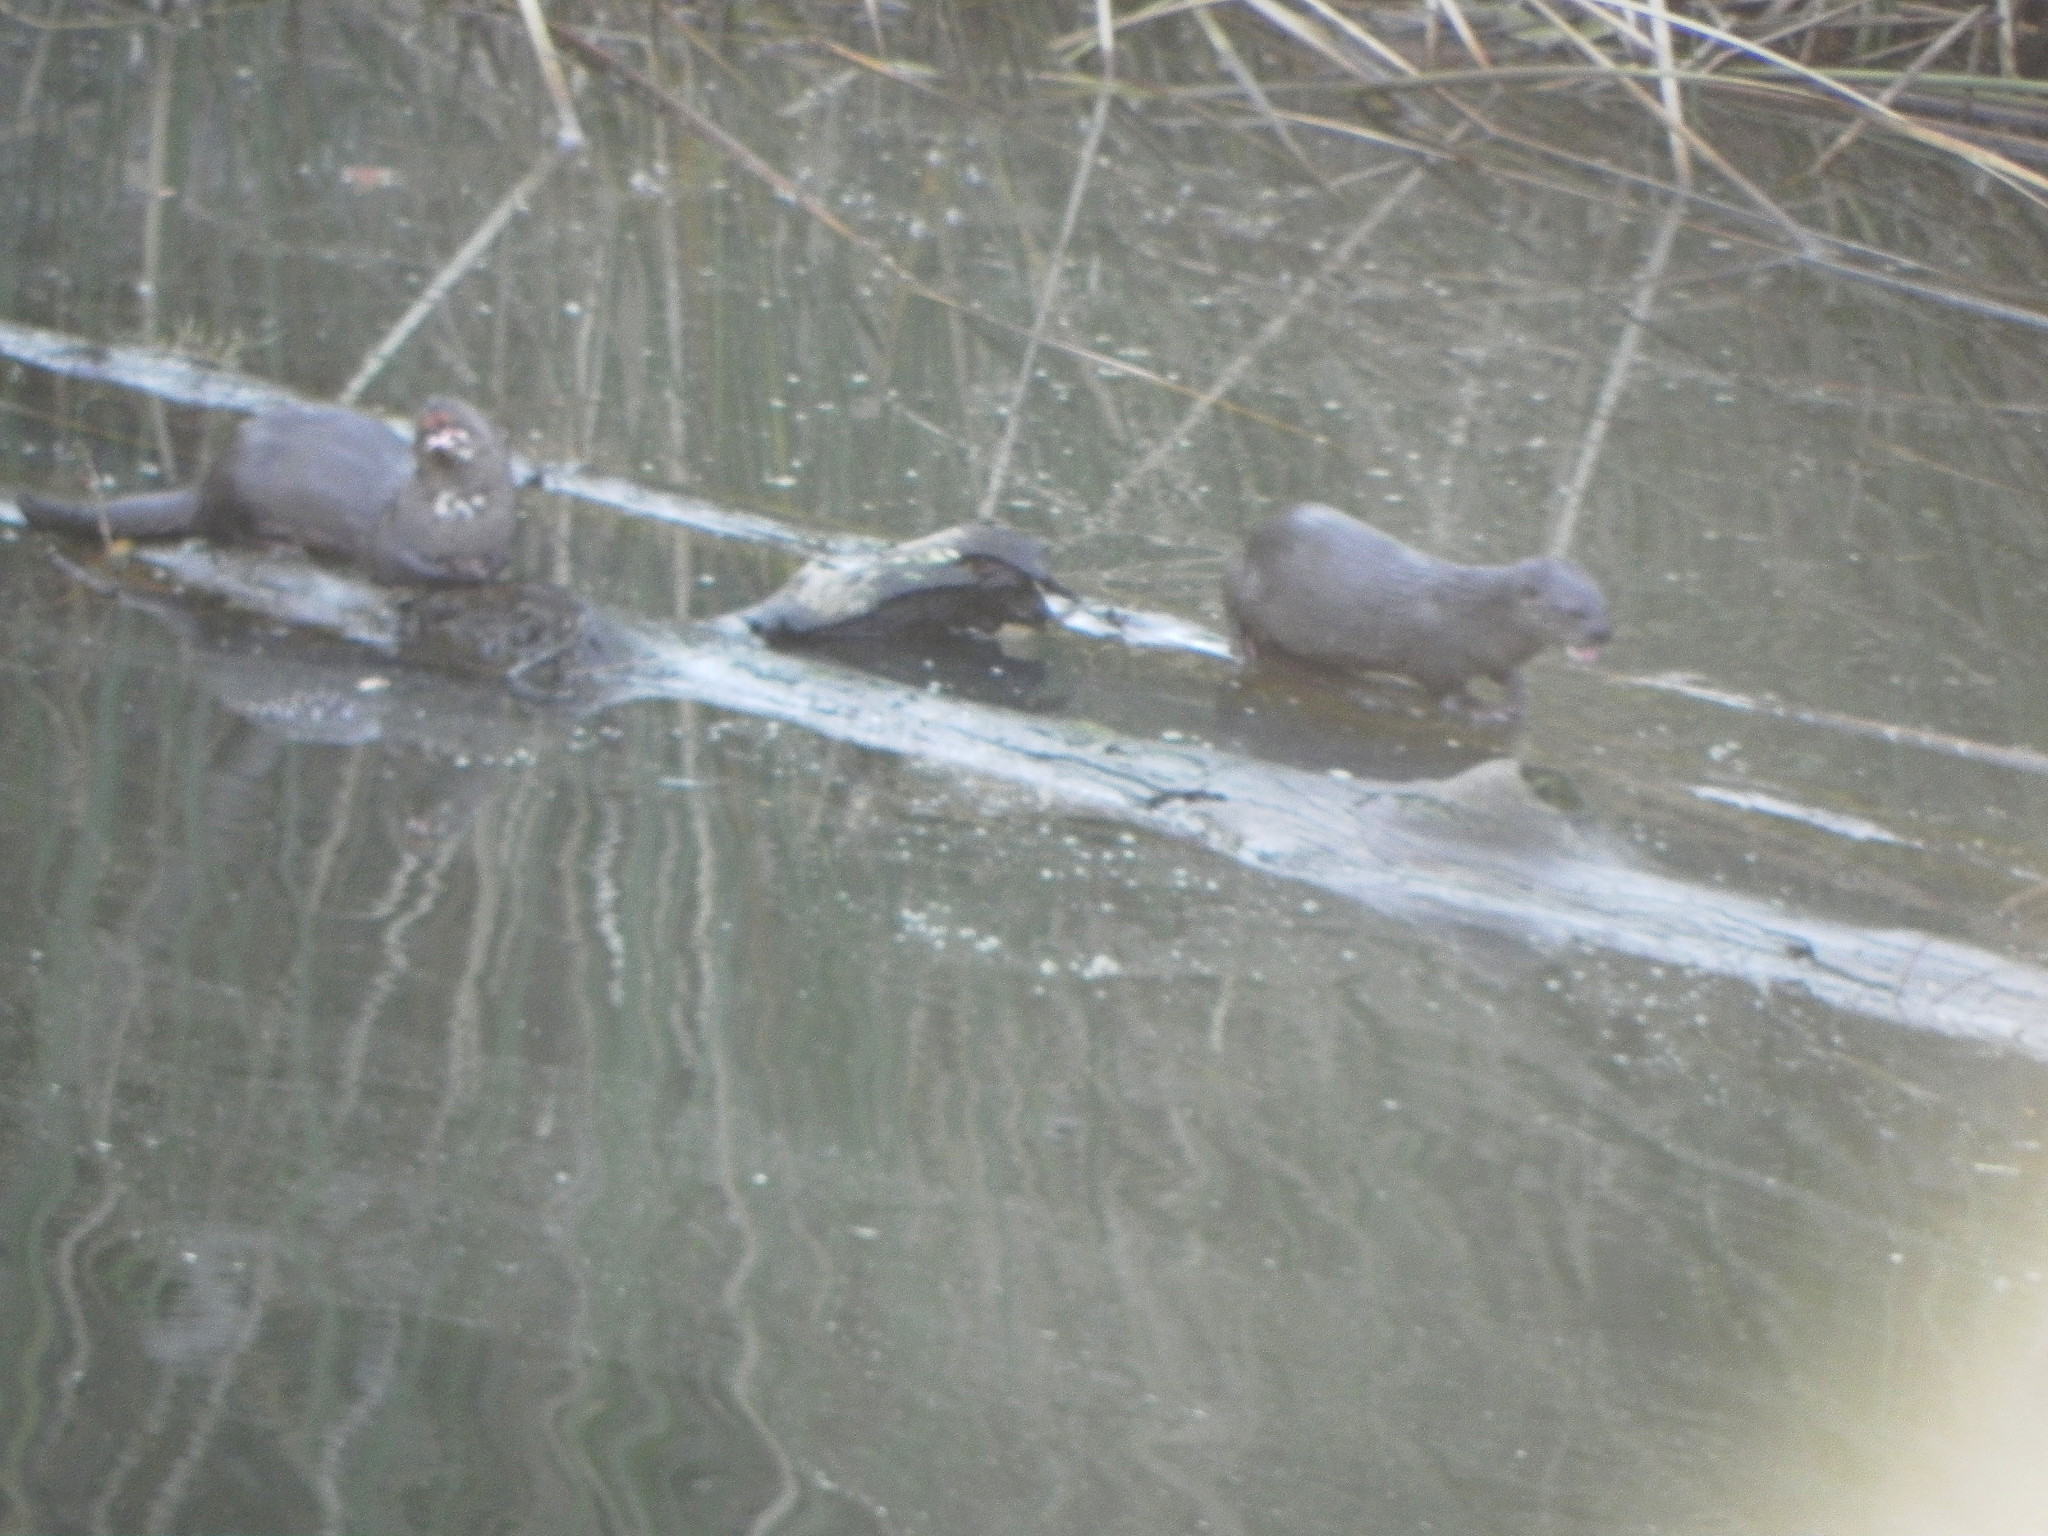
[1520,556,1612,663]
[1564,612,1611,665]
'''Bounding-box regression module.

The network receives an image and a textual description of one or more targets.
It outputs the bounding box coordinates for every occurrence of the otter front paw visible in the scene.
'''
[1439,674,1525,727]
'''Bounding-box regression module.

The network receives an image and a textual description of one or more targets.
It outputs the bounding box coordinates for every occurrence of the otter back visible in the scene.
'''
[200,405,415,558]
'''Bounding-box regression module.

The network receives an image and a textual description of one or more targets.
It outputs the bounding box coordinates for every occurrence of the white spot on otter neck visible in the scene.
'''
[433,489,484,521]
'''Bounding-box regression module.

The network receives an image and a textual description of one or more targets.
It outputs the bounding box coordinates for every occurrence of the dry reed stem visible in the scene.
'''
[1808,2,1987,175]
[1520,0,1820,249]
[1586,0,2048,202]
[1069,0,1522,146]
[1246,0,1419,78]
[1049,0,1220,60]
[511,0,586,151]
[1739,0,1879,58]
[1247,75,2048,345]
[12,2,52,126]
[552,24,1318,438]
[1243,0,1506,139]
[975,0,1117,523]
[1458,108,2048,329]
[1102,164,1425,515]
[1549,195,1683,558]
[658,12,763,98]
[1431,0,1496,69]
[1617,672,2048,776]
[1193,3,1326,179]
[812,38,943,92]
[138,25,178,477]
[1644,0,1693,184]
[1062,0,2048,206]
[1785,65,2048,96]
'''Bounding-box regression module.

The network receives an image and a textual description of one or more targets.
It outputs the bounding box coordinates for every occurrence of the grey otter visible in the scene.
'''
[736,522,1069,643]
[1224,502,1611,720]
[20,398,516,585]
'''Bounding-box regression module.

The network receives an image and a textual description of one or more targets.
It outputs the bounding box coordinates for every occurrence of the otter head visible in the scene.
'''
[413,397,497,470]
[389,398,515,582]
[1512,557,1612,663]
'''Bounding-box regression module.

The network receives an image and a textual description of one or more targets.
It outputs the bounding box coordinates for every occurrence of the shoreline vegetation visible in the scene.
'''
[10,0,2048,394]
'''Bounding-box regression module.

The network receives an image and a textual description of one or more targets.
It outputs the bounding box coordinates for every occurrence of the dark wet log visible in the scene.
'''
[734,523,1067,643]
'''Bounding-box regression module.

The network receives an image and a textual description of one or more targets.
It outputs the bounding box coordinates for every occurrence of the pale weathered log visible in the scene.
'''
[9,319,2045,1050]
[113,542,2048,1055]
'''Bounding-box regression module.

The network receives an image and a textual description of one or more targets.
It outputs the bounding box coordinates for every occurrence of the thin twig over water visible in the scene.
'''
[339,149,565,407]
[512,0,586,151]
[975,0,1118,523]
[1549,195,1683,558]
[1103,165,1424,516]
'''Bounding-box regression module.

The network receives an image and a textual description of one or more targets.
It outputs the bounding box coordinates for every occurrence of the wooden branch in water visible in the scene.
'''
[0,315,296,415]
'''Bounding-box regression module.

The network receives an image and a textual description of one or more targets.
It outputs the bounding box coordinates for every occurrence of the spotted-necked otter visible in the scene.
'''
[1223,503,1611,720]
[20,398,516,585]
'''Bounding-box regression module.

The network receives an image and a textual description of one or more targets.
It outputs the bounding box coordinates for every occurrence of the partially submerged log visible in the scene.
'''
[9,320,2047,1050]
[97,542,2048,1055]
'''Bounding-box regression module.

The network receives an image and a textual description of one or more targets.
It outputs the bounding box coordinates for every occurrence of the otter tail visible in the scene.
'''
[19,486,202,540]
